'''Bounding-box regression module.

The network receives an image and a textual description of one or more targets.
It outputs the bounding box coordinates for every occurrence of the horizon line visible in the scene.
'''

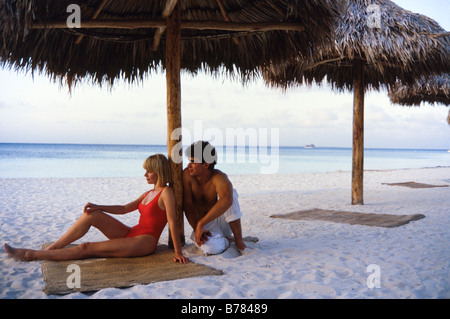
[0,141,449,151]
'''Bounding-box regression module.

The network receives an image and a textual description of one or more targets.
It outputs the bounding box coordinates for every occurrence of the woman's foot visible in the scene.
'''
[4,244,34,261]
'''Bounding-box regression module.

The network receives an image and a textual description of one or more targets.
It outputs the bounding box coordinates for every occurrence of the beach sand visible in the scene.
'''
[1,167,449,299]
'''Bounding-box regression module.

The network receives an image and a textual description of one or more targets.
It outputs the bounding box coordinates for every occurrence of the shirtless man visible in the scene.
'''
[183,141,246,254]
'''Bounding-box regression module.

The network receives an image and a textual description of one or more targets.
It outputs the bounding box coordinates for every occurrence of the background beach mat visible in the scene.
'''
[41,244,223,295]
[271,209,425,228]
[381,181,448,188]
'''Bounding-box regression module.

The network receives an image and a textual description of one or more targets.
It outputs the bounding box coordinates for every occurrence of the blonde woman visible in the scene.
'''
[4,154,189,264]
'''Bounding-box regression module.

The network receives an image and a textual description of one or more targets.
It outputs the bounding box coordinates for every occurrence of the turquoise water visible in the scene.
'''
[0,143,448,178]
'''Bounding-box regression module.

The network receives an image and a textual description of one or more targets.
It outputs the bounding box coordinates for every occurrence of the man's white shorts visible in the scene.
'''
[191,189,242,255]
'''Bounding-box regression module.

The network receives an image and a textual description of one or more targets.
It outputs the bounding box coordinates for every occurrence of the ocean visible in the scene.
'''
[0,143,449,178]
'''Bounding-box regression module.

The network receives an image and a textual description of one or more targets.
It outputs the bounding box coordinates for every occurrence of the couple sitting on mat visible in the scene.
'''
[4,141,247,263]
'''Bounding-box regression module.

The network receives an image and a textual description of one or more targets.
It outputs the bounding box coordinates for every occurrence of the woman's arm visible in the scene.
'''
[83,192,147,215]
[162,187,189,264]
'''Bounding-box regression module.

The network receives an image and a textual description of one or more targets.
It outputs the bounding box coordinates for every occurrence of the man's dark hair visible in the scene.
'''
[185,140,217,170]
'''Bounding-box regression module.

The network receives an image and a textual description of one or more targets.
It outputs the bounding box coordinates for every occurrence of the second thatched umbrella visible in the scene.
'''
[389,73,450,127]
[264,0,450,204]
[388,74,450,106]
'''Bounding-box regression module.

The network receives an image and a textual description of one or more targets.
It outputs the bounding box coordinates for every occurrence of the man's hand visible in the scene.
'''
[195,223,212,246]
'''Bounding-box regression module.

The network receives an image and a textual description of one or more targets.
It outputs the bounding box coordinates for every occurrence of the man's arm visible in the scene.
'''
[195,173,233,244]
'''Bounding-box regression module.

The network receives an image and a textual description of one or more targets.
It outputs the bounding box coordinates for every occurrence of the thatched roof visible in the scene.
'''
[0,0,341,88]
[263,0,450,91]
[388,74,450,106]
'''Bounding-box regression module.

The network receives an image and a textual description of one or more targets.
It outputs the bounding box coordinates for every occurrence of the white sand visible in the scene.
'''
[1,167,449,299]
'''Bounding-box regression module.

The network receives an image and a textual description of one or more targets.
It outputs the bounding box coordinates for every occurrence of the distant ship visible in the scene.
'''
[304,144,315,148]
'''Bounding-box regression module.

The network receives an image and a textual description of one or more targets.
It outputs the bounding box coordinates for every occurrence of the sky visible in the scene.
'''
[0,0,449,149]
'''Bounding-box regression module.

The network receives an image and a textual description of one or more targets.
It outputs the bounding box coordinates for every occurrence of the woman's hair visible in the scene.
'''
[143,154,173,186]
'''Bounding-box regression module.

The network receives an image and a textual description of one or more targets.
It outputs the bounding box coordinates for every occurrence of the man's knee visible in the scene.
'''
[198,235,230,255]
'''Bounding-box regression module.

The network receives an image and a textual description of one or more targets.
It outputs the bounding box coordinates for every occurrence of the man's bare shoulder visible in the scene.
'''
[210,169,232,186]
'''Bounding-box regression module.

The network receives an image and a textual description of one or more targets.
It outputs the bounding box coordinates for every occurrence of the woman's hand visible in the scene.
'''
[83,202,100,215]
[173,253,190,264]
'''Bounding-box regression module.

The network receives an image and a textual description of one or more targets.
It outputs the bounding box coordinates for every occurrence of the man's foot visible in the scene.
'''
[235,238,247,251]
[4,244,33,261]
[243,236,259,243]
[227,236,258,251]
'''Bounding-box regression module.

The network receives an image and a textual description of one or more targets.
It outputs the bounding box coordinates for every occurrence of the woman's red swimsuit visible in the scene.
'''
[125,188,167,242]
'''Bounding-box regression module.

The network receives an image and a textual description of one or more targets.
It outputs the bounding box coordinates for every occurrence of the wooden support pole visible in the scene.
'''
[153,0,179,52]
[351,59,365,205]
[30,20,305,32]
[165,2,185,247]
[162,0,179,18]
[152,27,166,51]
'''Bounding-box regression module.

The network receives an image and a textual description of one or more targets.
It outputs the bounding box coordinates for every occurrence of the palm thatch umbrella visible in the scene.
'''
[0,0,340,86]
[388,74,450,106]
[0,0,341,243]
[263,0,450,205]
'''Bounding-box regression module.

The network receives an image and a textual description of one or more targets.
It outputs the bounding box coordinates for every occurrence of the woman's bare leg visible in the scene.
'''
[46,211,130,250]
[5,235,156,261]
